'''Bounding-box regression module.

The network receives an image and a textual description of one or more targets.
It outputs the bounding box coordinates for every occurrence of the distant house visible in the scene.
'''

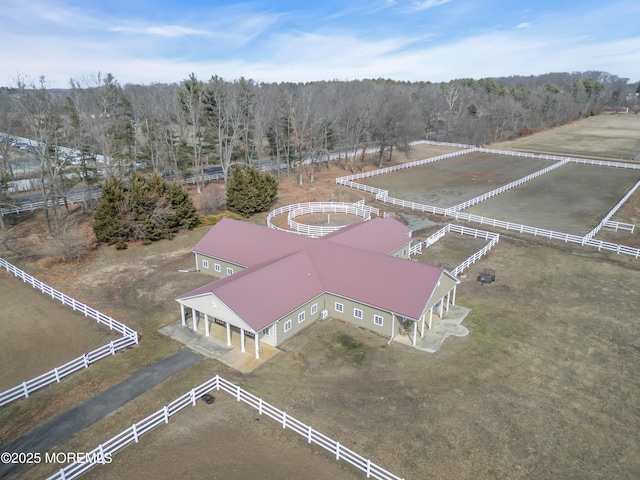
[176,217,459,358]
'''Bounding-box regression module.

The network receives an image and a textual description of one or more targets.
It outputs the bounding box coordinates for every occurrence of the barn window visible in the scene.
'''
[227,267,233,276]
[311,303,318,315]
[262,327,270,335]
[354,308,363,319]
[335,302,344,313]
[202,259,209,269]
[214,263,221,272]
[374,315,384,326]
[284,320,292,332]
[298,311,305,323]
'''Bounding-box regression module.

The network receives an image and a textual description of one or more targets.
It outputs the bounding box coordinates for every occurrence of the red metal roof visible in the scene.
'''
[180,217,451,331]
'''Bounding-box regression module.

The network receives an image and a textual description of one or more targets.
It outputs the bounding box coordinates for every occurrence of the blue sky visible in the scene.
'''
[1,0,639,87]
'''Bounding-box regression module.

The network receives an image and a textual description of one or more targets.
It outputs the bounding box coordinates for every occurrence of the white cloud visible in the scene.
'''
[517,22,531,29]
[109,25,211,38]
[408,0,452,12]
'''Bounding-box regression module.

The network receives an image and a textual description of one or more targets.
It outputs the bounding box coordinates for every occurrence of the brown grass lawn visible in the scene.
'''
[2,136,640,480]
[495,112,640,160]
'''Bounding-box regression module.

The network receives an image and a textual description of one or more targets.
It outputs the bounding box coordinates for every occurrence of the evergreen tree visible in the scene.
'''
[93,173,199,245]
[93,176,126,243]
[226,165,278,217]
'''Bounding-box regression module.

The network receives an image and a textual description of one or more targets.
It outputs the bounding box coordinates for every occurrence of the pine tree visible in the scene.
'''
[93,177,126,243]
[93,173,199,245]
[226,165,278,217]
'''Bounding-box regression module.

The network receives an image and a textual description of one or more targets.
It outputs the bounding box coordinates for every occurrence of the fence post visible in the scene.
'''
[132,424,139,443]
[283,412,287,429]
[164,406,170,424]
[336,441,341,460]
[22,381,29,399]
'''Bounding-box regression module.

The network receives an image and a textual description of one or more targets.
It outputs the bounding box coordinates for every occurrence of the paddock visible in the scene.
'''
[0,273,121,390]
[465,163,640,235]
[359,152,556,207]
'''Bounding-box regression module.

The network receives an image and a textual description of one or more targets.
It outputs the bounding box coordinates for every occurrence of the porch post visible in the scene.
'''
[180,304,186,326]
[452,285,457,306]
[240,329,246,353]
[439,298,444,318]
[254,332,260,359]
[191,308,197,332]
[421,314,425,337]
[445,291,450,312]
[204,314,210,336]
[412,321,418,346]
[226,322,231,346]
[429,307,433,330]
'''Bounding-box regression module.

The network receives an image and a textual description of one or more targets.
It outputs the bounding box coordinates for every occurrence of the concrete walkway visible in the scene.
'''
[394,306,471,353]
[0,348,203,479]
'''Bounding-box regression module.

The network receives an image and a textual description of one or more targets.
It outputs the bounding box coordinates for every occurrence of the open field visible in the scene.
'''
[465,163,640,235]
[0,272,121,390]
[495,113,640,160]
[2,133,640,480]
[359,152,555,207]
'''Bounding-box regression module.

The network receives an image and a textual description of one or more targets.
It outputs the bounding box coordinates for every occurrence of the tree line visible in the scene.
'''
[0,70,636,239]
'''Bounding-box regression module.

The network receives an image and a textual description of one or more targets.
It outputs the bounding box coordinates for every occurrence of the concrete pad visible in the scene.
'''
[160,322,280,373]
[395,306,471,353]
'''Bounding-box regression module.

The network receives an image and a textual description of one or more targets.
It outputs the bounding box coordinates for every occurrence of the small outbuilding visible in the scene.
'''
[176,217,459,358]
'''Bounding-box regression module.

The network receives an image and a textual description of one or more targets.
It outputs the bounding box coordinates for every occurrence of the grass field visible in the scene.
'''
[0,273,121,390]
[496,113,640,160]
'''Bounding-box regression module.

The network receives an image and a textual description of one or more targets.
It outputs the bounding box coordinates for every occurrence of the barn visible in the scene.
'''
[176,217,459,359]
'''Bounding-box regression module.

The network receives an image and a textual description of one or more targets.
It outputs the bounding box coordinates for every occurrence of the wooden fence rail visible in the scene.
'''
[47,375,404,480]
[0,257,139,407]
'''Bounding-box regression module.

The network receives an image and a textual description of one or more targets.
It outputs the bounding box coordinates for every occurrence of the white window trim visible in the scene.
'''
[374,314,384,326]
[226,267,233,276]
[284,320,292,332]
[214,263,221,272]
[298,311,306,323]
[354,308,363,319]
[335,302,344,313]
[311,303,318,315]
[202,259,209,269]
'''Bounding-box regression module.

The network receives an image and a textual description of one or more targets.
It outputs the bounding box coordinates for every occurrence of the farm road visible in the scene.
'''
[0,348,203,479]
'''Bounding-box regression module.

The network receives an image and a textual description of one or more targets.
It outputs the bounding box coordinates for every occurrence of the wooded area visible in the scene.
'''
[0,70,637,241]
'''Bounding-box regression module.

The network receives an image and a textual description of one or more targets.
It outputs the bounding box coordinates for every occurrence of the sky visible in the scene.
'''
[1,0,639,88]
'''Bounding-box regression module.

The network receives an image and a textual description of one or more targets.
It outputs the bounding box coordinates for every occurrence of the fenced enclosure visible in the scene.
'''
[46,375,404,480]
[267,200,380,237]
[0,258,139,407]
[336,147,640,260]
[410,224,500,277]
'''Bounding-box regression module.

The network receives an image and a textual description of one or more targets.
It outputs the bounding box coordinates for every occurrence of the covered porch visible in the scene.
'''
[394,284,459,347]
[176,300,275,362]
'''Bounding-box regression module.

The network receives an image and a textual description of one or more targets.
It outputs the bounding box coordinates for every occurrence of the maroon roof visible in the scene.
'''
[322,217,411,253]
[179,218,452,331]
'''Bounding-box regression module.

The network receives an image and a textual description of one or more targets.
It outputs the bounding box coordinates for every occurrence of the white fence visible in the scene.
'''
[445,159,570,214]
[336,147,640,260]
[410,224,500,276]
[267,200,379,237]
[603,220,635,233]
[46,375,404,480]
[582,178,640,242]
[0,258,139,407]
